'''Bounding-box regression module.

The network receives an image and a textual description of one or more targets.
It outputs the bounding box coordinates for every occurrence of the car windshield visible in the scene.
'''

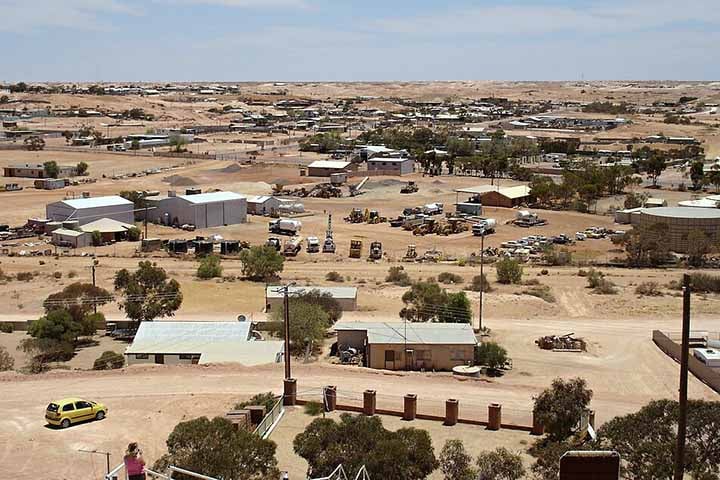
[47,403,59,412]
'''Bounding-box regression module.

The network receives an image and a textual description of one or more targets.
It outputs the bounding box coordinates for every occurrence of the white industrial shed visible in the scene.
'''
[125,321,284,366]
[151,191,247,228]
[46,195,134,226]
[247,195,281,215]
[265,285,358,311]
[51,228,91,248]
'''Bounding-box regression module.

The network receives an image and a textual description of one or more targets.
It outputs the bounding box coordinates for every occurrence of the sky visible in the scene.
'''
[0,0,718,82]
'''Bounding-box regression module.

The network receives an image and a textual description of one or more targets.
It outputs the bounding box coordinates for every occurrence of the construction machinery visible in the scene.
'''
[323,214,336,253]
[282,236,303,257]
[349,239,363,258]
[472,218,497,236]
[266,237,281,251]
[400,181,418,194]
[369,241,382,260]
[535,333,587,352]
[349,176,369,197]
[345,208,387,224]
[514,210,547,228]
[403,244,417,261]
[345,208,365,223]
[306,236,320,253]
[366,210,387,224]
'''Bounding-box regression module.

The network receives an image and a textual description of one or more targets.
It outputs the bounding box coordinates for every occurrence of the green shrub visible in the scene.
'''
[197,254,223,279]
[0,323,12,333]
[636,281,663,297]
[127,226,141,242]
[468,274,492,292]
[688,273,720,293]
[521,285,556,303]
[474,342,509,371]
[304,401,324,416]
[92,350,125,370]
[386,266,411,286]
[586,269,618,295]
[235,392,279,413]
[16,272,34,281]
[68,270,77,279]
[496,258,523,284]
[523,278,541,286]
[0,346,14,371]
[53,271,62,279]
[438,272,463,284]
[543,246,572,266]
[325,271,344,282]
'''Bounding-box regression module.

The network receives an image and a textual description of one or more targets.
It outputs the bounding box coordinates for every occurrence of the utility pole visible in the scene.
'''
[478,231,485,332]
[91,260,97,314]
[144,206,148,240]
[283,286,291,379]
[674,273,691,480]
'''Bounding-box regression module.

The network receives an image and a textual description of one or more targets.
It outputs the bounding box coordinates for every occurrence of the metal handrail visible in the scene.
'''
[169,466,219,480]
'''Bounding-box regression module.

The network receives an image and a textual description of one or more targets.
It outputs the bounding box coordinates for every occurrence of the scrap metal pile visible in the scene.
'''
[535,333,587,352]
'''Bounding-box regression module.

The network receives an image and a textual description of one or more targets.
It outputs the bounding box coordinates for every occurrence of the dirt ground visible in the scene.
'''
[2,82,720,479]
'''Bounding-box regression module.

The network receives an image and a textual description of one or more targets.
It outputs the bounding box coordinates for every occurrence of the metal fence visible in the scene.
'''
[254,396,285,439]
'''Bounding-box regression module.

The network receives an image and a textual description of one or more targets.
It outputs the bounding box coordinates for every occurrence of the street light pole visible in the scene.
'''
[674,274,692,480]
[283,286,291,380]
[478,232,485,333]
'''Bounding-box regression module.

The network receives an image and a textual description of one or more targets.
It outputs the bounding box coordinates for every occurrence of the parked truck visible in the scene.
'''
[349,239,363,258]
[369,241,383,260]
[422,203,444,215]
[283,237,302,257]
[306,236,320,253]
[269,218,302,236]
[472,218,497,236]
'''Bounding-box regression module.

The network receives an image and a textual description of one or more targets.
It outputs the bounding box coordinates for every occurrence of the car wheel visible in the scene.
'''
[60,419,71,429]
[95,411,105,421]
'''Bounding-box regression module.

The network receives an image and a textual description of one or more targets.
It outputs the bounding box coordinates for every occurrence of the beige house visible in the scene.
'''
[334,321,477,371]
[125,321,283,366]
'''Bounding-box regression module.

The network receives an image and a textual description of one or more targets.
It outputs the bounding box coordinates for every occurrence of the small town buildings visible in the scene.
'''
[146,191,247,228]
[51,228,91,248]
[247,195,281,215]
[265,286,358,311]
[46,195,134,226]
[367,157,414,176]
[125,321,284,366]
[334,321,478,371]
[4,163,77,179]
[34,178,67,190]
[307,160,352,177]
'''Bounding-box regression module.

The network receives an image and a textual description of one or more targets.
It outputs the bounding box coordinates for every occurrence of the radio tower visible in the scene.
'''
[322,214,336,253]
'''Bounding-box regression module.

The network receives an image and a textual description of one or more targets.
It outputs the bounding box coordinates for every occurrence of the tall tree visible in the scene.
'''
[533,377,593,441]
[114,261,182,324]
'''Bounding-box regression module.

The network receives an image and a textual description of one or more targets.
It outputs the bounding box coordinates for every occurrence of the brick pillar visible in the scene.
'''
[283,378,296,406]
[403,394,417,421]
[488,403,502,430]
[445,399,459,426]
[363,390,376,416]
[531,410,544,435]
[323,385,337,412]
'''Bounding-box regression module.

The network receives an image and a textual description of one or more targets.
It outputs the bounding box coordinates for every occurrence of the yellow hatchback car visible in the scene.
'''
[45,398,108,428]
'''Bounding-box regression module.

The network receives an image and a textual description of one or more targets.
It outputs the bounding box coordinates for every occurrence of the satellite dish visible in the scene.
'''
[237,315,247,322]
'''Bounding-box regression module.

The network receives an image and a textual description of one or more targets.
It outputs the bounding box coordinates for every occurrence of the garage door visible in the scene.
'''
[205,203,223,228]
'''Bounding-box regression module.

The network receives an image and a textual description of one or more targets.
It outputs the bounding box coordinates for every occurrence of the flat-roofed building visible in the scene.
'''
[125,321,284,366]
[265,286,358,311]
[455,184,533,208]
[367,157,414,176]
[307,160,352,177]
[334,321,478,371]
[247,195,281,215]
[147,191,247,228]
[51,228,91,248]
[4,162,77,178]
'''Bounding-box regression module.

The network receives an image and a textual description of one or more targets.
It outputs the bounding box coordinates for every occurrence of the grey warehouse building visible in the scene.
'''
[636,207,720,253]
[46,195,134,226]
[367,158,414,176]
[147,191,247,228]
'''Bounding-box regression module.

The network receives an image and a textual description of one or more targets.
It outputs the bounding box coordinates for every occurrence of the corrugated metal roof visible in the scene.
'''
[247,195,274,204]
[52,228,87,237]
[179,191,246,204]
[199,341,284,365]
[79,218,134,233]
[308,160,351,169]
[456,185,531,199]
[126,321,251,354]
[265,286,358,299]
[61,195,133,209]
[334,321,477,345]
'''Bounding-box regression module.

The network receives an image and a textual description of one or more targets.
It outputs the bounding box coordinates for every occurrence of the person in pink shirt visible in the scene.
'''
[123,442,146,480]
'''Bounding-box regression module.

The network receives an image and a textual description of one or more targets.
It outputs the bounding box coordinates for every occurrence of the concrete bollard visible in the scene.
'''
[324,385,337,412]
[403,394,417,421]
[363,390,376,416]
[488,403,502,430]
[283,378,297,406]
[445,399,459,426]
[531,410,544,435]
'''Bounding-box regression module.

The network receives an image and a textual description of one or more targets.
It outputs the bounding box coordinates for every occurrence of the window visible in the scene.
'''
[75,401,91,409]
[384,350,395,362]
[179,354,194,360]
[135,354,149,360]
[62,403,75,412]
[416,350,432,361]
[451,349,467,361]
[47,403,59,412]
